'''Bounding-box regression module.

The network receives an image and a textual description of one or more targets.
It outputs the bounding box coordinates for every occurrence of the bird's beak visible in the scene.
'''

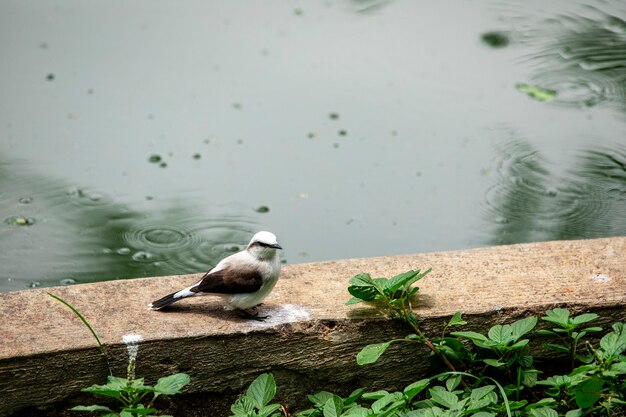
[270,243,283,250]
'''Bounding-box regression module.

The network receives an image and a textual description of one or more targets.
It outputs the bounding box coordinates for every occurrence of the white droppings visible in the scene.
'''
[249,304,310,328]
[592,274,611,283]
[122,333,144,345]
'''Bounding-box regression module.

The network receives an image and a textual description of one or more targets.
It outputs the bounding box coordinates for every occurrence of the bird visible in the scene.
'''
[149,231,282,318]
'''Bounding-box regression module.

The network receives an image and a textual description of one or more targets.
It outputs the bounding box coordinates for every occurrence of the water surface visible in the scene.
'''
[1,0,625,291]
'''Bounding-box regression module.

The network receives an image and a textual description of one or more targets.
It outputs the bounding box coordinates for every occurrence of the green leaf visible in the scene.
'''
[70,405,114,412]
[362,390,389,400]
[483,359,505,368]
[404,379,430,401]
[542,308,570,326]
[575,379,603,408]
[342,405,371,417]
[246,373,277,409]
[385,270,420,292]
[535,330,557,336]
[528,407,558,417]
[322,395,343,417]
[445,375,461,391]
[371,392,403,413]
[356,342,392,365]
[344,387,367,405]
[488,325,513,344]
[469,385,496,402]
[471,413,496,417]
[231,395,255,416]
[565,410,583,417]
[509,339,529,350]
[572,313,598,325]
[543,343,570,354]
[345,297,363,305]
[599,322,626,357]
[511,316,537,340]
[258,403,282,417]
[451,331,489,343]
[154,373,190,396]
[447,312,467,327]
[347,273,382,301]
[121,405,158,415]
[429,386,458,409]
[307,391,335,407]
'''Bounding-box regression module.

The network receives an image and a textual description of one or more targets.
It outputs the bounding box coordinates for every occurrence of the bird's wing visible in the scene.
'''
[191,263,264,294]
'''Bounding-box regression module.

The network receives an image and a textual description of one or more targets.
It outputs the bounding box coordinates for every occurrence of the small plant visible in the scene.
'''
[48,293,190,417]
[229,373,284,417]
[536,308,603,369]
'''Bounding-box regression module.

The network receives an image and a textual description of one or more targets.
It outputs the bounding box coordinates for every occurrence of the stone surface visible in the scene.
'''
[1,237,625,416]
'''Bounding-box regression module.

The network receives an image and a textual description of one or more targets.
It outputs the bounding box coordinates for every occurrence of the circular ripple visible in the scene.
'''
[530,70,622,108]
[123,225,198,253]
[66,186,114,208]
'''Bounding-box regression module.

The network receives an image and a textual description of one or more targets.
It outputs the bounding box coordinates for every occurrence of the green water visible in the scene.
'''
[1,0,625,291]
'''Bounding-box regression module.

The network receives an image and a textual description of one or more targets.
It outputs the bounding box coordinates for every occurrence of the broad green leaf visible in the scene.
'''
[572,313,598,325]
[307,391,335,407]
[429,386,458,409]
[543,343,570,354]
[342,405,371,417]
[511,316,537,340]
[230,395,255,416]
[565,410,583,417]
[356,342,392,365]
[535,330,557,336]
[471,413,496,417]
[371,392,403,413]
[581,326,602,333]
[483,359,505,368]
[488,325,513,344]
[258,403,281,417]
[509,339,529,350]
[447,312,467,327]
[445,375,461,391]
[362,390,389,400]
[469,385,496,402]
[121,405,158,415]
[528,407,558,417]
[322,395,343,417]
[542,308,570,327]
[450,331,489,343]
[347,273,381,301]
[70,405,113,412]
[385,270,420,292]
[575,379,603,408]
[246,373,277,408]
[154,373,190,396]
[404,379,430,401]
[345,297,363,305]
[599,322,626,357]
[344,387,367,405]
[528,398,556,408]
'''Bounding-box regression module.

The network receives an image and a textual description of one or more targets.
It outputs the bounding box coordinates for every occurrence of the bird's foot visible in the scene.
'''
[237,307,268,321]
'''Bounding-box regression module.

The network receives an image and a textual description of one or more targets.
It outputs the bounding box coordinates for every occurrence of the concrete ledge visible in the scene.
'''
[1,237,625,416]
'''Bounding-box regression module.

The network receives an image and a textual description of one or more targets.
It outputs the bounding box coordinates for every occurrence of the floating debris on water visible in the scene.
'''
[60,278,77,285]
[18,197,33,204]
[329,112,339,120]
[148,154,162,163]
[116,247,131,255]
[481,31,510,48]
[256,205,270,213]
[192,153,201,160]
[5,215,36,226]
[46,73,55,81]
[338,129,347,136]
[516,83,557,102]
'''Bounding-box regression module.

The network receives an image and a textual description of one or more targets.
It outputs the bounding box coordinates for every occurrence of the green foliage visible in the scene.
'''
[536,308,603,367]
[70,371,189,416]
[230,373,283,417]
[49,293,189,416]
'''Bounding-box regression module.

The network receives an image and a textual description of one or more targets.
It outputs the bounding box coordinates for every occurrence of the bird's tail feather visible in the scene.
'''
[149,291,182,310]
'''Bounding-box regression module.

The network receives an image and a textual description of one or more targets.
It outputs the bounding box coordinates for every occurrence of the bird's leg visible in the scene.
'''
[236,306,268,321]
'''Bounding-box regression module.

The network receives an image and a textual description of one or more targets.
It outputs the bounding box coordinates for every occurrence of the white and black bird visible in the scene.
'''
[149,231,282,317]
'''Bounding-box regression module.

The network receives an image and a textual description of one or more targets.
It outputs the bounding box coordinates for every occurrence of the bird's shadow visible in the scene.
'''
[150,302,271,323]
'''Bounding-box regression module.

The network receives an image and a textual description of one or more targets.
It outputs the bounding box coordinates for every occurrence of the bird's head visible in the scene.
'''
[247,231,282,260]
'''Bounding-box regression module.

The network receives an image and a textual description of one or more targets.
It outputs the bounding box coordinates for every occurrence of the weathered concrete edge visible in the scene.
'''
[1,237,625,416]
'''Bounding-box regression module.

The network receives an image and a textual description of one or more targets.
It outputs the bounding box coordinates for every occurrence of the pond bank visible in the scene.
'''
[1,237,625,416]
